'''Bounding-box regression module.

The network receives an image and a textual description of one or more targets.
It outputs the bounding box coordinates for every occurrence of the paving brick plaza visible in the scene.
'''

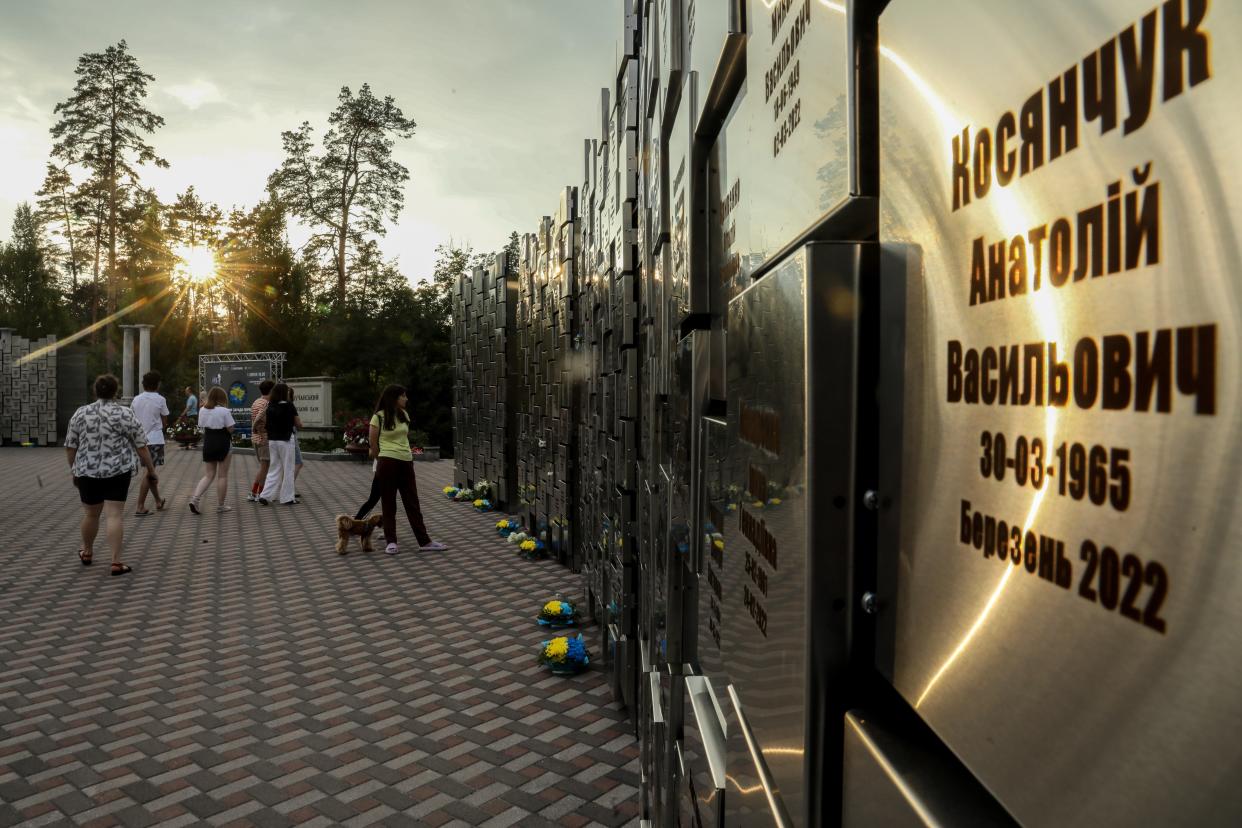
[0,448,639,827]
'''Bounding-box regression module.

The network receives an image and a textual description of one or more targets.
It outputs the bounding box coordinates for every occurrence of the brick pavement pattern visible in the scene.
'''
[0,448,639,827]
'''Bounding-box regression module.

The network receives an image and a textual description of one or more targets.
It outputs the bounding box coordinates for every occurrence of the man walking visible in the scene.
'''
[131,371,168,515]
[183,386,199,422]
[248,379,275,502]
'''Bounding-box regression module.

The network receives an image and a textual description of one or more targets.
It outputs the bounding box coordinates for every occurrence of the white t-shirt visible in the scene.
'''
[197,406,236,430]
[130,391,170,445]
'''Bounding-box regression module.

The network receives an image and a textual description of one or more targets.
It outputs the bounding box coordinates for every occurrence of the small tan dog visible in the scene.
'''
[335,514,383,554]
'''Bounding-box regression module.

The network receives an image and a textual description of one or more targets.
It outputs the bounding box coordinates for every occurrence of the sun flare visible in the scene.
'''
[173,244,217,284]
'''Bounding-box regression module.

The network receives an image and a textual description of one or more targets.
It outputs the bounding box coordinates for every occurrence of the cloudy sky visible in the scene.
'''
[0,1,622,282]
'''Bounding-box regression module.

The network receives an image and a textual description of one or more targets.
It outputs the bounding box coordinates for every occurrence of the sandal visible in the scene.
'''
[155,497,167,511]
[110,563,132,577]
[78,549,92,566]
[216,505,233,513]
[135,509,152,517]
[189,499,200,515]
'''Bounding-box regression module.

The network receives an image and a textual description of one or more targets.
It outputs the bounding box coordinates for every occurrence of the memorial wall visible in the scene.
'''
[451,1,1240,825]
[0,329,58,446]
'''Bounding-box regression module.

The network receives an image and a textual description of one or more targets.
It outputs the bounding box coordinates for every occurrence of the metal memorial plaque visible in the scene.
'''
[879,1,1242,825]
[724,243,862,825]
[683,0,742,132]
[696,415,732,686]
[709,0,851,294]
[841,712,1017,828]
[679,675,728,828]
[658,0,684,127]
[667,70,700,330]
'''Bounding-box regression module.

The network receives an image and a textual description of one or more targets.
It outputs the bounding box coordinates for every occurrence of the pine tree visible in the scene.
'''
[0,204,66,335]
[49,40,167,357]
[33,163,90,292]
[267,84,417,307]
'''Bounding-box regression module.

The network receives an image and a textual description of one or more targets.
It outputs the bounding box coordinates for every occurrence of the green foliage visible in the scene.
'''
[8,43,463,456]
[49,40,168,328]
[0,204,67,335]
[267,84,417,306]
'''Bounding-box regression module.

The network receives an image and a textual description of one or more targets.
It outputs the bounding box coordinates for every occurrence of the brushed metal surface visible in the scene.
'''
[684,0,743,132]
[667,71,699,328]
[724,249,809,823]
[841,712,1016,828]
[696,415,732,687]
[658,0,684,129]
[879,1,1242,825]
[709,0,851,295]
[724,243,863,825]
[683,675,728,828]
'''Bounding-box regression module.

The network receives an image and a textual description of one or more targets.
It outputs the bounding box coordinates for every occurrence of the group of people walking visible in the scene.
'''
[65,372,443,575]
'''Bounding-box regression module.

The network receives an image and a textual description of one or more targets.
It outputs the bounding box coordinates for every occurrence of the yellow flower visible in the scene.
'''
[767,497,782,505]
[496,519,509,528]
[751,500,765,509]
[442,486,455,494]
[546,637,569,662]
[473,499,484,507]
[712,538,725,551]
[543,600,563,614]
[521,540,536,551]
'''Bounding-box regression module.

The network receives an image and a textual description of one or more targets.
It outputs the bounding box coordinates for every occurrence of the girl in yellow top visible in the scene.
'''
[368,385,446,555]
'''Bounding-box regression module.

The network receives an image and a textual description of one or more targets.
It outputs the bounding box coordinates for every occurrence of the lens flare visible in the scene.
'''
[173,244,217,284]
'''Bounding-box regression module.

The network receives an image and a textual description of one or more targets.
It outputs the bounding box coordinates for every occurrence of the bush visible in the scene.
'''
[298,436,340,453]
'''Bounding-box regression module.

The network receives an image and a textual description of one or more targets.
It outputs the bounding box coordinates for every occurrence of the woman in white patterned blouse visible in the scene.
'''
[64,374,159,576]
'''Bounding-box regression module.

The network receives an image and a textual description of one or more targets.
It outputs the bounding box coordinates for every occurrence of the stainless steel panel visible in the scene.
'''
[841,712,1015,828]
[697,415,731,686]
[880,2,1242,825]
[667,71,698,328]
[679,675,728,828]
[724,243,863,825]
[642,670,669,823]
[684,0,743,132]
[708,0,851,294]
[658,0,684,127]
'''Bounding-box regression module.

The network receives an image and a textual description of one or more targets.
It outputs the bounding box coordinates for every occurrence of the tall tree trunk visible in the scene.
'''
[106,91,118,366]
[60,184,78,292]
[337,210,348,306]
[90,211,102,342]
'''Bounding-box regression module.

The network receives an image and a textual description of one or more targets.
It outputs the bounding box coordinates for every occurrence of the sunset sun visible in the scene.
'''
[172,243,216,284]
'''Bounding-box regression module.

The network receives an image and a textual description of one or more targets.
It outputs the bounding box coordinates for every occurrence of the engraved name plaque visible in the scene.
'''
[879,1,1242,824]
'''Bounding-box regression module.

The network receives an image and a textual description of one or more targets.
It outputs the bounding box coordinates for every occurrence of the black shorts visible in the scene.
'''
[77,473,132,505]
[203,429,231,463]
[148,444,165,467]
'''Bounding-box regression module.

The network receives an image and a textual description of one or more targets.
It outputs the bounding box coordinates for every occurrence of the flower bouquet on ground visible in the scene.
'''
[343,417,370,453]
[507,531,529,546]
[519,537,549,561]
[537,599,580,628]
[473,498,492,512]
[453,487,475,503]
[169,416,199,448]
[537,634,590,675]
[443,485,460,499]
[473,479,493,500]
[497,518,521,538]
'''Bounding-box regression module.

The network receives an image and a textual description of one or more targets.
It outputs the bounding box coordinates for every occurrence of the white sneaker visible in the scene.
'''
[246,493,257,502]
[419,541,448,552]
[385,543,399,555]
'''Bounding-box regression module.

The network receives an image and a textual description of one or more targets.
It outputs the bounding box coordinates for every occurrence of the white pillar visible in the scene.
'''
[120,326,135,399]
[136,324,153,381]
